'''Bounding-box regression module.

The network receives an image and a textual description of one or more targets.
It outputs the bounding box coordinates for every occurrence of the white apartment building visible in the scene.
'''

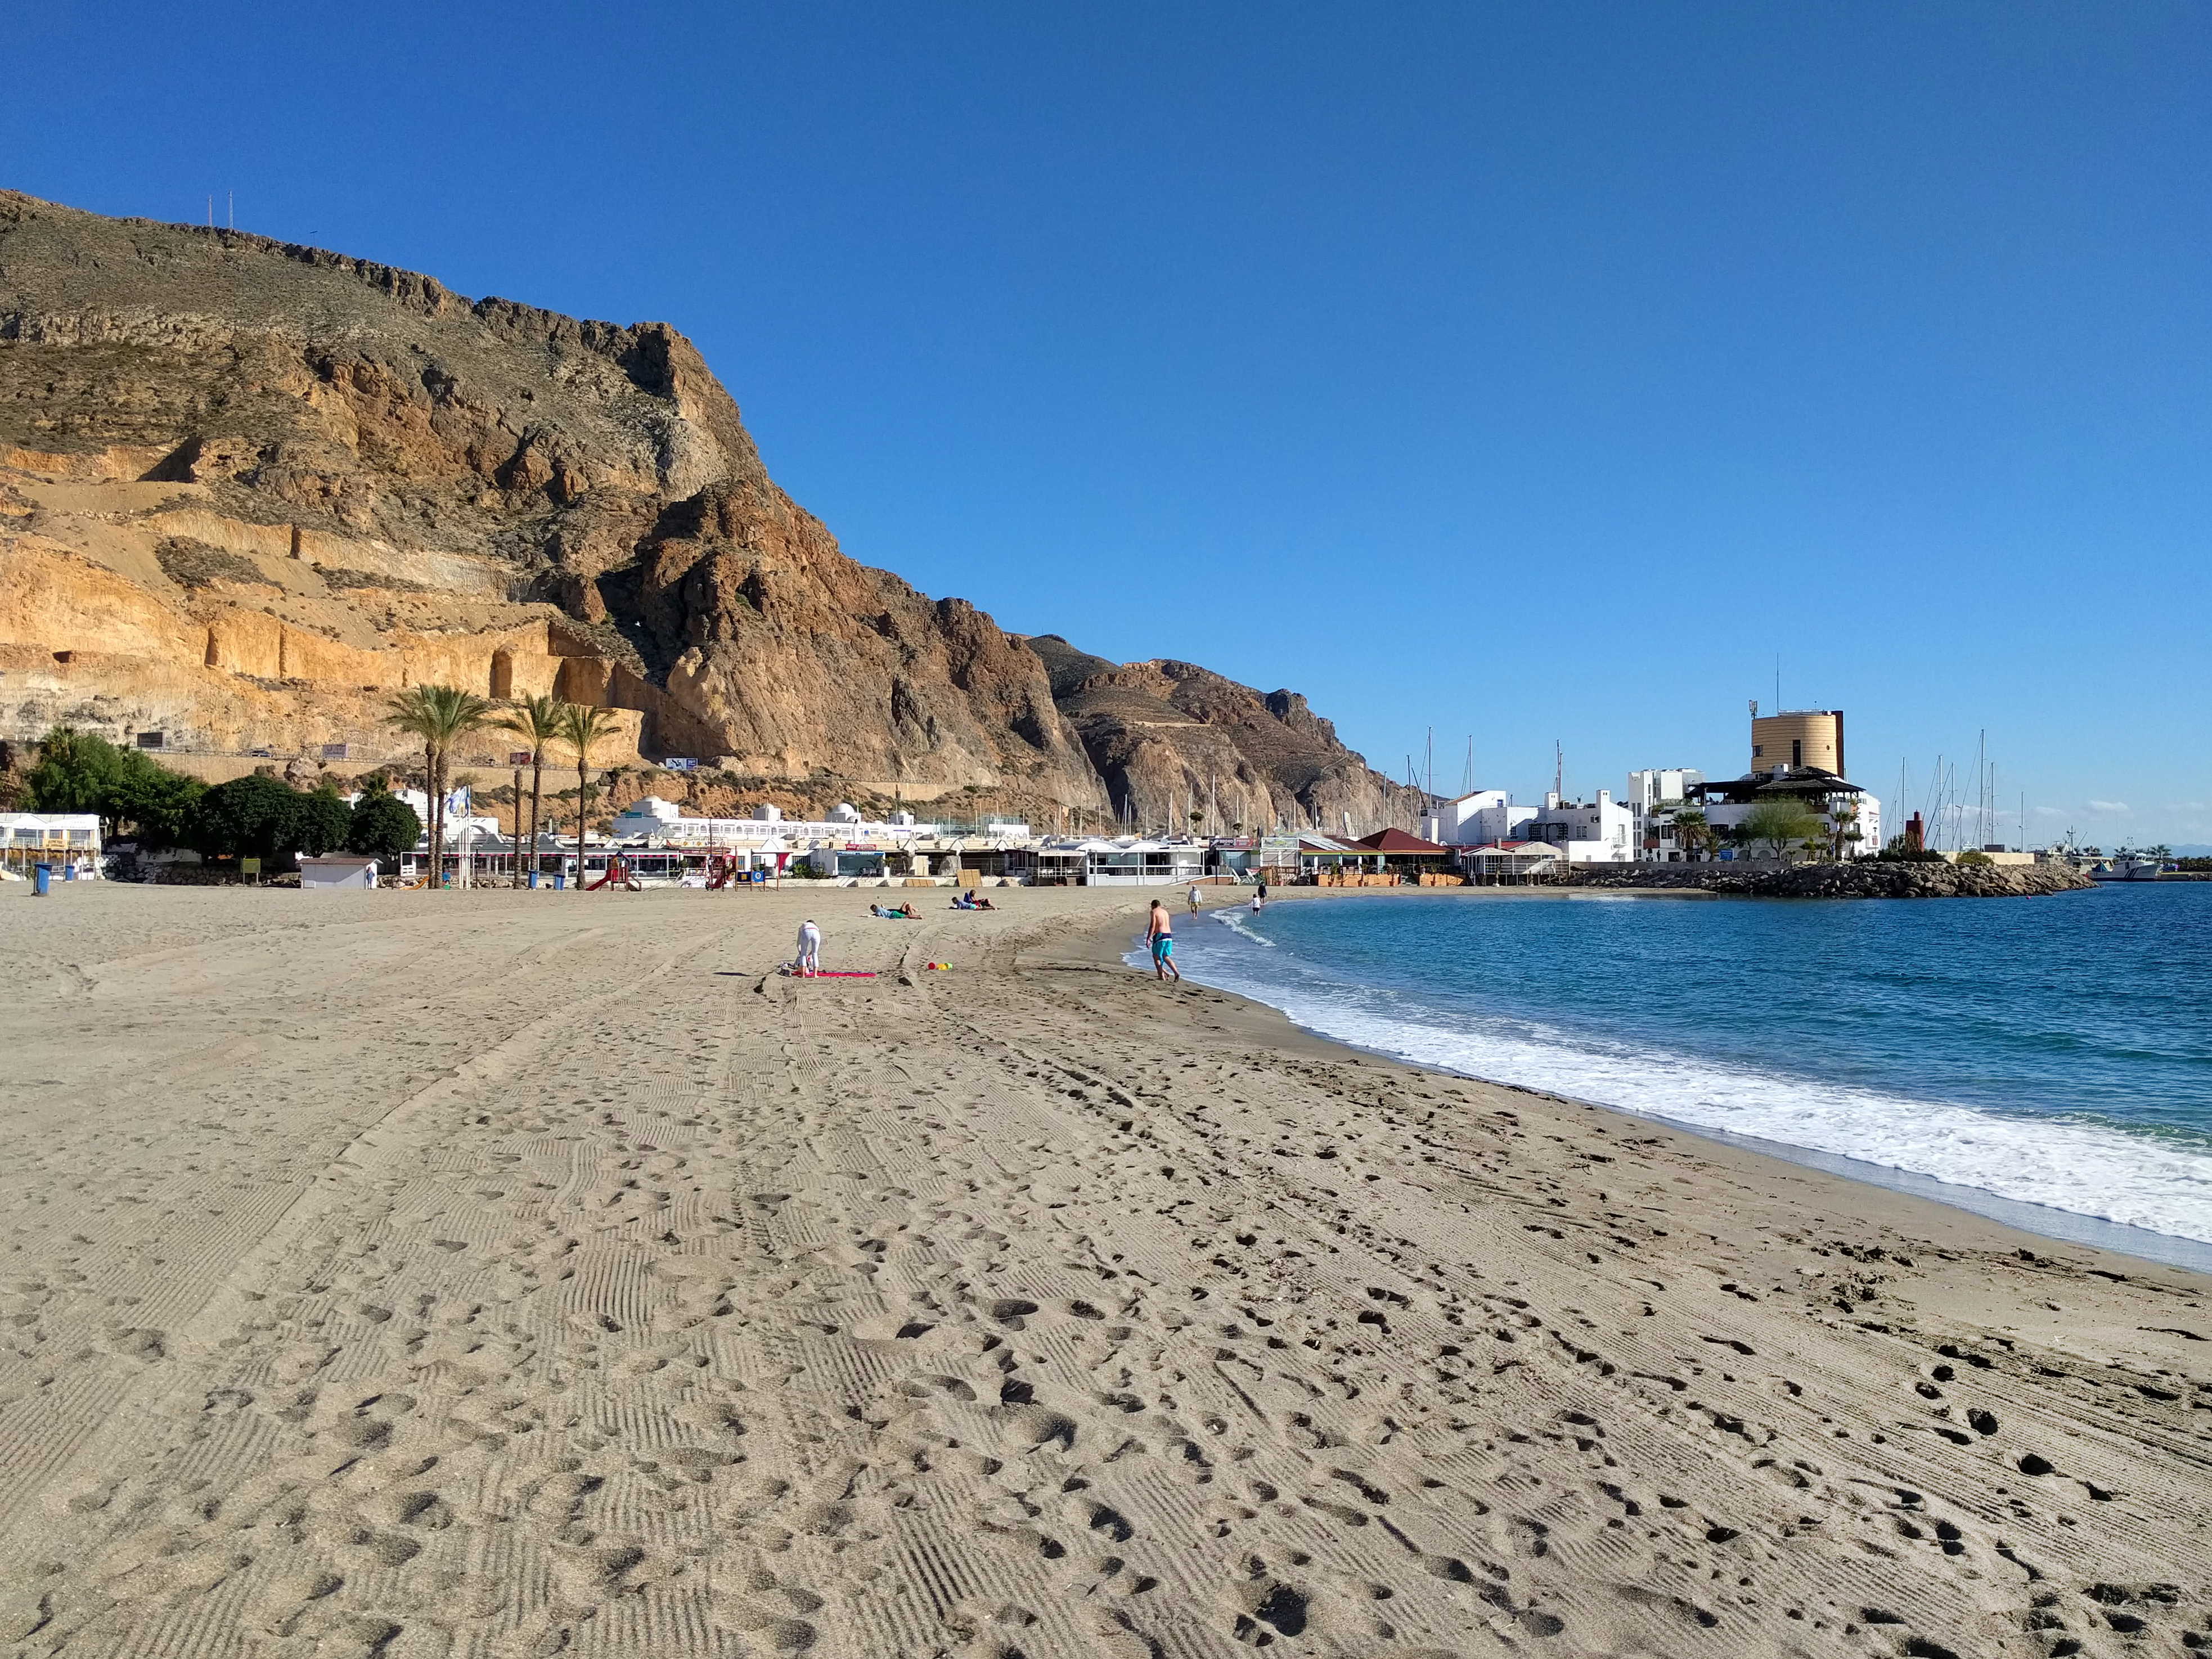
[1626,768,1705,860]
[1431,788,1537,846]
[1525,790,1636,864]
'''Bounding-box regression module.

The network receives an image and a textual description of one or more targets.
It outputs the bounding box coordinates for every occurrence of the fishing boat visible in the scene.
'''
[2086,853,2163,882]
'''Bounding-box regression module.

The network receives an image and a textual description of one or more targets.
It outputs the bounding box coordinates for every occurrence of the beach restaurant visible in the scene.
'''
[1352,826,1460,882]
[1,812,101,876]
[1455,840,1564,884]
[1295,833,1386,882]
[1058,836,1210,885]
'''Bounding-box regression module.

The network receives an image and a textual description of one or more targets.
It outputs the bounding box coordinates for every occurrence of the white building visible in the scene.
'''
[1431,789,1539,846]
[1525,790,1636,864]
[606,798,942,848]
[1456,840,1563,882]
[1625,768,1704,858]
[1690,768,1883,861]
[1052,837,1210,886]
[1,812,102,876]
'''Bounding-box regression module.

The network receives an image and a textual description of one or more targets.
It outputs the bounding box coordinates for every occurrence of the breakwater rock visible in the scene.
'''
[1567,861,2097,898]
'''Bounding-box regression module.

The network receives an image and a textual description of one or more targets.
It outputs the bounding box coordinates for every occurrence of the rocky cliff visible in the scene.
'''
[0,191,1418,828]
[1022,635,1423,834]
[0,192,1431,828]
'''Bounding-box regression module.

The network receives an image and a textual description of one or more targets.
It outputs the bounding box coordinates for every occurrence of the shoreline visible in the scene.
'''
[5,883,2207,1656]
[1069,891,2212,1275]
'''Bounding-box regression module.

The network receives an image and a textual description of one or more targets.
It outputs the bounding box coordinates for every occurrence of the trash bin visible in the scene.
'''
[33,862,51,897]
[552,873,565,891]
[527,870,539,889]
[62,861,77,880]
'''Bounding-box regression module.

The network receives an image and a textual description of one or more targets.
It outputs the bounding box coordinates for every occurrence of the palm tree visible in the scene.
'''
[1828,799,1860,861]
[384,685,493,887]
[496,694,565,888]
[556,703,622,891]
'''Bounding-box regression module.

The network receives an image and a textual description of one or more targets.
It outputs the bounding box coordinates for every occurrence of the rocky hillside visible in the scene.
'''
[1,191,1413,830]
[1023,635,1423,835]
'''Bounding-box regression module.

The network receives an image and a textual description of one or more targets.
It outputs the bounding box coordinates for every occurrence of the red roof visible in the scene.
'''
[1354,827,1453,855]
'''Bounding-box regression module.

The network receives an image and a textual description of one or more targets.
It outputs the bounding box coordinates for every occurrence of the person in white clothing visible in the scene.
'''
[796,919,822,977]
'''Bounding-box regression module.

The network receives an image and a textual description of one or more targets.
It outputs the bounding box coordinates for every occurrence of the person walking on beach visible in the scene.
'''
[1147,898,1179,982]
[796,918,822,978]
[1187,883,1202,914]
[1257,877,1267,904]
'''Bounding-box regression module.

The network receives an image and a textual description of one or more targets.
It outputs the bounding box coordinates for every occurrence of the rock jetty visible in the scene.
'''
[1567,861,2096,898]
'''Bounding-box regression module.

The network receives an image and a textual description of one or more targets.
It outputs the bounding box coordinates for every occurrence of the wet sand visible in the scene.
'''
[0,882,2206,1658]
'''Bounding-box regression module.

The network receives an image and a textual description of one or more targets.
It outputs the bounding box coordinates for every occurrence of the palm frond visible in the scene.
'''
[496,694,568,753]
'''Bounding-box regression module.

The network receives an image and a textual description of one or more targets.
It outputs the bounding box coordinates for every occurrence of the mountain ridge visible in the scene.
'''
[0,190,1420,833]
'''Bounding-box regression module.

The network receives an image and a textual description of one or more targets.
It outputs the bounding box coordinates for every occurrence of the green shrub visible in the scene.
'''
[347,792,421,860]
[25,727,206,847]
[291,787,354,857]
[154,537,267,590]
[1738,799,1826,859]
[191,775,302,861]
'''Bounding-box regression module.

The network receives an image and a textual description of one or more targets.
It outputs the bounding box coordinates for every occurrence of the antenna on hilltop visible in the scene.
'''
[205,195,213,228]
[227,190,234,231]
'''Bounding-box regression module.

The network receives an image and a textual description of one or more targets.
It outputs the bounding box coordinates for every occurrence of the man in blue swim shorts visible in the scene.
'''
[1146,898,1180,982]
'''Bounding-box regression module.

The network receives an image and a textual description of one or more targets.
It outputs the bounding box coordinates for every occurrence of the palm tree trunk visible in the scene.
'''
[529,757,544,887]
[575,758,588,892]
[426,744,443,889]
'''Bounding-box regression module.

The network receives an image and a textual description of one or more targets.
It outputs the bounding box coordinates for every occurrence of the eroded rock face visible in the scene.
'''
[1024,636,1426,834]
[0,191,1408,828]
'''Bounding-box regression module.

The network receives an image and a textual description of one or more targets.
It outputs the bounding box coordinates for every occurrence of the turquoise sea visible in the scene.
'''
[1145,882,2212,1270]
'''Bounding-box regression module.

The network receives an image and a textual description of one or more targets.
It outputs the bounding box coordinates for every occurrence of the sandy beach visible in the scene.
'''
[1,882,2206,1659]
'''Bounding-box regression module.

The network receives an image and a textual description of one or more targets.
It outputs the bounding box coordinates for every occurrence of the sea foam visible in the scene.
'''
[1163,905,2212,1245]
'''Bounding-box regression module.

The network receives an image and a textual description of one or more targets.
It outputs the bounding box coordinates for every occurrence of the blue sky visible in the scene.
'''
[9,3,2208,846]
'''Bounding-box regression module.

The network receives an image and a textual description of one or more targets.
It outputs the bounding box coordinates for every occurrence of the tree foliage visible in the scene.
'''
[291,787,354,857]
[497,694,567,886]
[24,727,206,848]
[385,685,493,887]
[346,792,421,860]
[556,703,623,890]
[1738,799,1826,861]
[190,775,305,860]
